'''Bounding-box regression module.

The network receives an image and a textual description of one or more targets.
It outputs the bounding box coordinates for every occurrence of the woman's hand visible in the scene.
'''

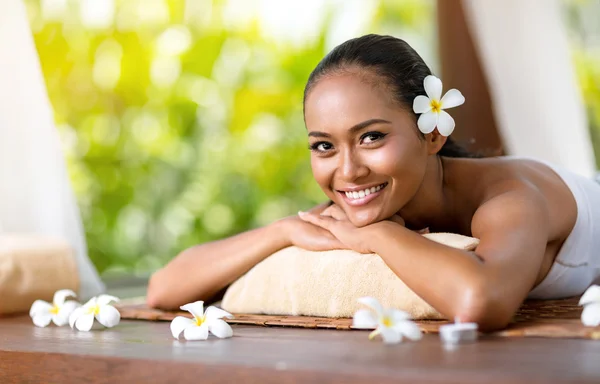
[278,202,348,252]
[298,204,407,254]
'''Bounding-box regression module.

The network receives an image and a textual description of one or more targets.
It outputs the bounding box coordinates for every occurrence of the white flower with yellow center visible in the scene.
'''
[68,295,121,331]
[29,289,80,327]
[579,285,600,326]
[352,297,422,344]
[412,75,465,136]
[170,301,234,341]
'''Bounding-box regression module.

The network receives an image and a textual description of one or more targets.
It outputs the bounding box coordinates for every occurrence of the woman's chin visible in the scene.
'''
[348,210,382,228]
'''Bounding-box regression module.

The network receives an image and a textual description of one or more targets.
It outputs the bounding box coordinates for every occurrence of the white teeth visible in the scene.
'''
[344,183,385,200]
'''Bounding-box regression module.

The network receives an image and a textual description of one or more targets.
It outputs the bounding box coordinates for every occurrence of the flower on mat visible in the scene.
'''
[579,285,600,327]
[412,75,465,136]
[171,301,234,341]
[30,289,80,327]
[352,297,422,344]
[69,295,121,331]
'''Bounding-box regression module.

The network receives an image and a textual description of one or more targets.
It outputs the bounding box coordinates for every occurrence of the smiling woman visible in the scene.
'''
[147,34,600,332]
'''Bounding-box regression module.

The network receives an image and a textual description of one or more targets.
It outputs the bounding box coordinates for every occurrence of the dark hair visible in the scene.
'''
[303,34,474,158]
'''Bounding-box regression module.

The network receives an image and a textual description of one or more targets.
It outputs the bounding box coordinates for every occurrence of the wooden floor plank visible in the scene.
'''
[1,316,600,383]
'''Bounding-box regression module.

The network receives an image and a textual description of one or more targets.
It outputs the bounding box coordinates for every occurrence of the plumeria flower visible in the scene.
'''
[29,289,80,327]
[412,75,465,136]
[352,297,422,344]
[68,295,121,331]
[171,301,234,341]
[579,285,600,326]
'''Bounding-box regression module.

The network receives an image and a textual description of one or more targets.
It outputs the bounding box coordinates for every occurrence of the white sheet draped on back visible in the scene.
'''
[0,0,104,298]
[462,0,597,178]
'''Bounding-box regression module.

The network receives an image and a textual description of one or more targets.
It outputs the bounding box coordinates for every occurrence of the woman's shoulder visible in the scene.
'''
[450,155,578,242]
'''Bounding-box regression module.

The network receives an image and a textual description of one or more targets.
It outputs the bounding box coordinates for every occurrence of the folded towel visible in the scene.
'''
[222,233,479,319]
[0,235,79,314]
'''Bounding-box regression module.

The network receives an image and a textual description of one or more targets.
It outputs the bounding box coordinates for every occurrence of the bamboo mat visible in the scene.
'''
[116,296,600,339]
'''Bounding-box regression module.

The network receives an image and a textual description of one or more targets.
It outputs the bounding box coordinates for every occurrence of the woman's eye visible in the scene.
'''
[361,131,386,144]
[309,142,333,152]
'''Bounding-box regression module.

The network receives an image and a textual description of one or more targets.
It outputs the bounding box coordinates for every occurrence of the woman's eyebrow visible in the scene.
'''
[308,118,392,138]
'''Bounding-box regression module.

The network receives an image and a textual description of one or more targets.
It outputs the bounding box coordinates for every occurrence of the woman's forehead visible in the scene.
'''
[304,74,409,133]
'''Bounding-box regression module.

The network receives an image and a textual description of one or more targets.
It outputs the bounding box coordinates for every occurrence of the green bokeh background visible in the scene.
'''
[24,0,600,276]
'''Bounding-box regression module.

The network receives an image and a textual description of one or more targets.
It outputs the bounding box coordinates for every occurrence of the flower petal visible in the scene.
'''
[440,89,465,109]
[184,323,209,340]
[579,285,600,306]
[69,307,84,328]
[55,300,80,326]
[52,289,77,307]
[424,75,442,101]
[180,301,205,320]
[170,316,195,339]
[436,110,455,136]
[204,306,234,323]
[96,294,120,306]
[394,321,423,341]
[413,95,432,114]
[380,327,402,344]
[96,305,121,328]
[32,313,53,328]
[81,297,97,309]
[209,319,233,338]
[29,300,52,317]
[352,309,378,329]
[581,302,600,327]
[417,110,438,134]
[75,312,95,332]
[357,297,384,316]
[387,309,411,323]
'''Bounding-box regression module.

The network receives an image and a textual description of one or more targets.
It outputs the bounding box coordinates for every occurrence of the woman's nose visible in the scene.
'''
[339,150,369,181]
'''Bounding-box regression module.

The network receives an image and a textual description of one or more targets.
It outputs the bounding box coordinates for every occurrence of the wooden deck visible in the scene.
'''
[1,314,600,383]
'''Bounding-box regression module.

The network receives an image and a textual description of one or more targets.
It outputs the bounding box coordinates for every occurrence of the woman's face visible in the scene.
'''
[304,72,429,227]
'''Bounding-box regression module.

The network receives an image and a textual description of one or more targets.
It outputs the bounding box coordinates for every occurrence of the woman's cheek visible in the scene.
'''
[311,157,334,192]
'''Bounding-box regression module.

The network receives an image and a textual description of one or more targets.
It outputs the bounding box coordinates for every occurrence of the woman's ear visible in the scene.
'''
[425,130,447,155]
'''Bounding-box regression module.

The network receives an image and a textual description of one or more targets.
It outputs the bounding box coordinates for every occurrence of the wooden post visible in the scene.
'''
[437,0,503,156]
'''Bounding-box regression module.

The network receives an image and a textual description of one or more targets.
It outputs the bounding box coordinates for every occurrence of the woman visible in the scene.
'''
[147,34,600,331]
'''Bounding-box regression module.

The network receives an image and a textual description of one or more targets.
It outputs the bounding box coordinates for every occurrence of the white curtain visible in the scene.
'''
[0,0,104,298]
[462,0,597,178]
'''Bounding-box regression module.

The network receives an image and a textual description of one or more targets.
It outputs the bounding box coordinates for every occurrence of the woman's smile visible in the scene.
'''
[337,182,388,207]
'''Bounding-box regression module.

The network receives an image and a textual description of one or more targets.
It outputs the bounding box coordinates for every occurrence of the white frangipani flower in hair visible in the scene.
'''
[412,75,465,136]
[579,285,600,327]
[171,301,234,341]
[68,295,121,331]
[29,289,80,327]
[352,297,422,344]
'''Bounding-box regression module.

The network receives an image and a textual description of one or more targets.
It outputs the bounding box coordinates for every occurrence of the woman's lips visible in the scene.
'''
[338,183,387,207]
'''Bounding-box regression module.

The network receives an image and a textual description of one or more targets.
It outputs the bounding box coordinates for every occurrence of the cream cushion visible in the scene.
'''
[222,233,479,319]
[0,234,79,314]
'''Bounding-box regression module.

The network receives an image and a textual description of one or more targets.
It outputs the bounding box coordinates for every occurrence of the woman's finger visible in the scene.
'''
[321,204,347,221]
[298,211,334,230]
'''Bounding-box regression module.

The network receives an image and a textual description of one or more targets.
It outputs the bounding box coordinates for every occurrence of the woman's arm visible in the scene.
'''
[147,202,345,310]
[300,188,550,331]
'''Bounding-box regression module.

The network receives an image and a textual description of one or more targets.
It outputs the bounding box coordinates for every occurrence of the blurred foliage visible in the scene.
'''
[24,0,600,276]
[24,0,435,275]
[565,0,600,169]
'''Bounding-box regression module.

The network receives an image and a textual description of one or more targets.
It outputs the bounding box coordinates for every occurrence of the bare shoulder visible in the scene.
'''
[471,186,549,239]
[446,156,577,244]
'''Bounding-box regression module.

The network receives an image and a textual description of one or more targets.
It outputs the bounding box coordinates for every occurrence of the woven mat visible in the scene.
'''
[116,296,600,339]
